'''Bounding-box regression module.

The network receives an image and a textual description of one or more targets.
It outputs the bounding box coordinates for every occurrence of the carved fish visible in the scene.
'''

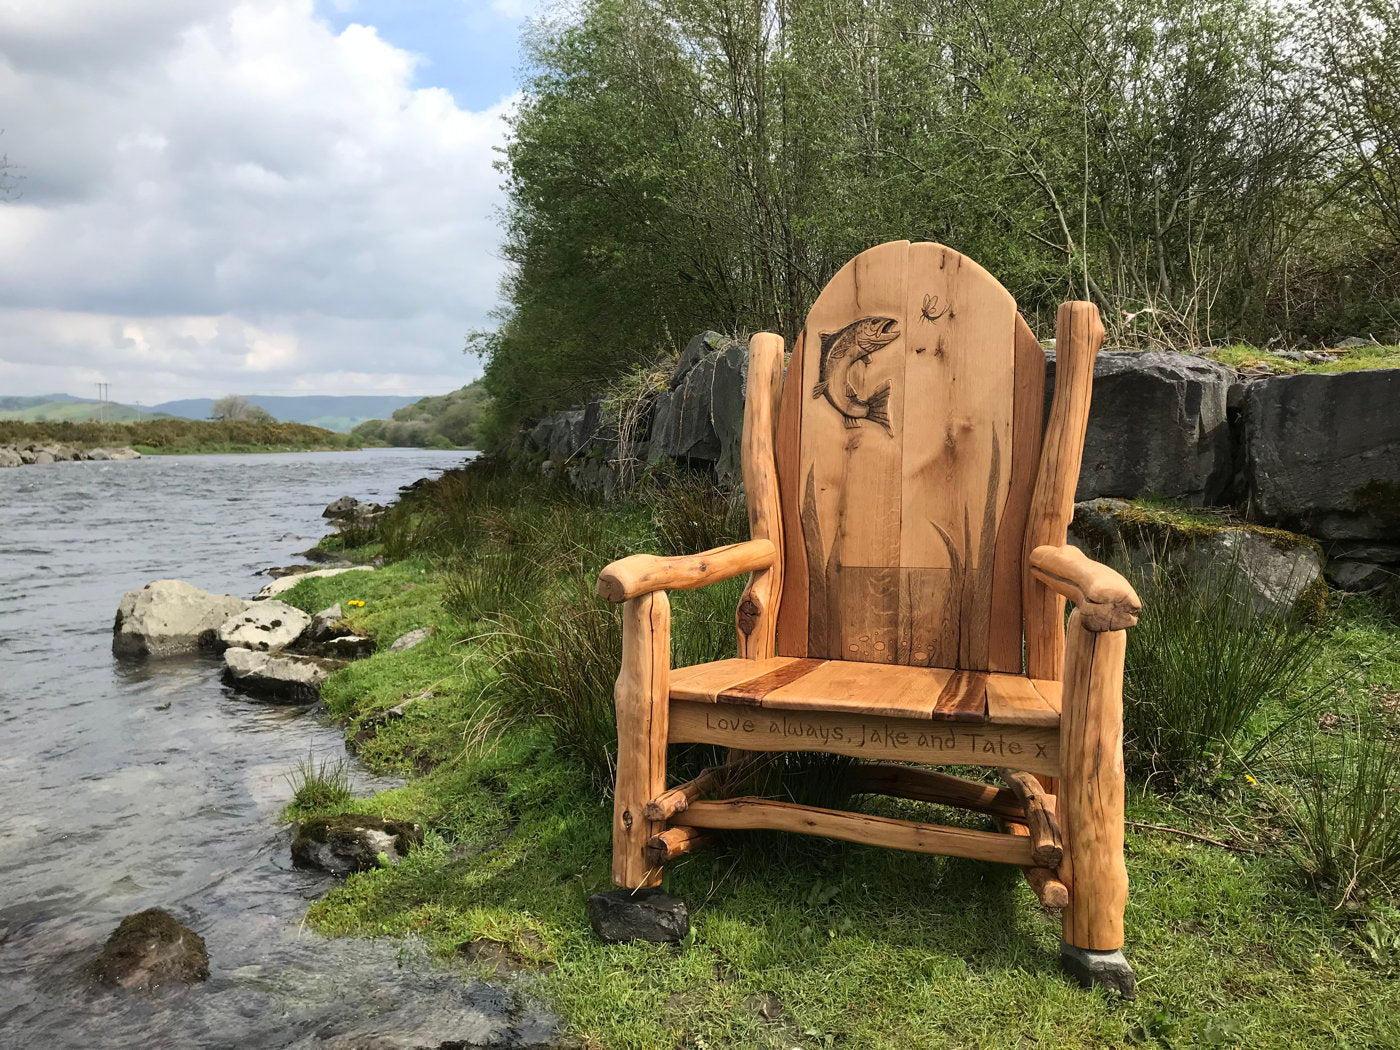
[811,316,899,433]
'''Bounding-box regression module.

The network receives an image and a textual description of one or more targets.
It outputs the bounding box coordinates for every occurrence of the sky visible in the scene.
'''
[0,0,543,405]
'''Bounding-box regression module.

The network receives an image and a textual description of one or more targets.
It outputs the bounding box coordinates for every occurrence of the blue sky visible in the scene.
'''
[0,0,545,404]
[320,0,531,111]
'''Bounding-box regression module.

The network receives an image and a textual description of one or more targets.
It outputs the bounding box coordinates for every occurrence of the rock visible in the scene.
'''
[322,495,361,518]
[1059,942,1136,999]
[293,606,378,660]
[91,908,209,992]
[458,931,549,977]
[263,564,318,578]
[109,447,141,460]
[649,334,748,473]
[321,495,387,529]
[291,813,424,876]
[87,447,111,460]
[1335,335,1376,348]
[113,580,250,658]
[0,447,21,467]
[254,564,373,600]
[17,446,36,464]
[216,600,311,652]
[1242,370,1400,541]
[222,647,344,702]
[388,627,430,653]
[32,450,54,465]
[1322,542,1400,592]
[314,634,376,660]
[586,888,689,944]
[1048,350,1236,504]
[1070,498,1323,615]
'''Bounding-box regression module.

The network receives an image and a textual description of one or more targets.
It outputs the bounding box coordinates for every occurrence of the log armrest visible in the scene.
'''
[1028,545,1142,631]
[596,539,776,603]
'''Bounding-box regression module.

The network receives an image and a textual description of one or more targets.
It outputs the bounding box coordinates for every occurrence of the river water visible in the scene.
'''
[0,449,560,1049]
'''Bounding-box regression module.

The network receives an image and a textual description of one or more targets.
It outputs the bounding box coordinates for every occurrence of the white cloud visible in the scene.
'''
[0,0,512,403]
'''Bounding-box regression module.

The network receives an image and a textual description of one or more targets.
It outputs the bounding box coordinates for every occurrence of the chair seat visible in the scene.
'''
[669,657,1061,727]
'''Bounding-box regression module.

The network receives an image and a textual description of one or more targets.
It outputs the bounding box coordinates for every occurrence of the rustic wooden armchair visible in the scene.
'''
[596,241,1142,995]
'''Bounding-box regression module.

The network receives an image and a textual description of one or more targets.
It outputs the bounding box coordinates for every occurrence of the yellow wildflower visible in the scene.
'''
[1244,774,1258,786]
[346,599,366,607]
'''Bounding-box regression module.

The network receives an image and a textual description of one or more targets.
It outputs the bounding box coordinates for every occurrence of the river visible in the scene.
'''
[0,449,560,1049]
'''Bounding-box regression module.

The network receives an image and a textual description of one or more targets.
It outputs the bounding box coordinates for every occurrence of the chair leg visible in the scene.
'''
[1058,610,1135,998]
[612,592,671,890]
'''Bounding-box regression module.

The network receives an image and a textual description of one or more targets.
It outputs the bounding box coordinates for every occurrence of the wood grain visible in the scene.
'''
[773,330,809,655]
[985,674,1061,727]
[611,592,671,889]
[644,826,712,867]
[719,658,825,705]
[997,767,1062,867]
[597,539,775,603]
[669,699,1060,777]
[1029,544,1142,631]
[850,764,1023,819]
[738,331,786,658]
[932,671,989,722]
[1023,302,1105,680]
[1060,611,1129,951]
[674,797,1034,865]
[1004,820,1071,909]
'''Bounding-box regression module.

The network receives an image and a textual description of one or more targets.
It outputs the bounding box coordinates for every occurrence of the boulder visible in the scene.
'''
[292,604,377,660]
[291,813,423,876]
[388,627,430,653]
[1242,370,1400,541]
[18,447,37,464]
[87,447,111,461]
[1070,498,1323,615]
[254,564,373,600]
[321,496,386,528]
[113,580,250,658]
[222,647,344,702]
[216,600,311,653]
[1322,542,1400,592]
[91,908,209,992]
[0,447,21,467]
[32,450,54,465]
[649,334,748,472]
[1048,350,1236,504]
[109,447,141,461]
[587,888,689,944]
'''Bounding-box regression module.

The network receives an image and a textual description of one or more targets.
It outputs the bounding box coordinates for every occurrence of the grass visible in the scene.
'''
[284,753,354,819]
[268,467,1400,1049]
[1206,342,1400,374]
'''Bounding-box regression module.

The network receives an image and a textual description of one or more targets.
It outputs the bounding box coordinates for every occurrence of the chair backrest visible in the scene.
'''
[768,240,1060,673]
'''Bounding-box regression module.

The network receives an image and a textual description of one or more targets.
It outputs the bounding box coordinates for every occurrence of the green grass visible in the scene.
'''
[269,471,1400,1049]
[0,400,174,423]
[1207,343,1400,374]
[284,753,354,819]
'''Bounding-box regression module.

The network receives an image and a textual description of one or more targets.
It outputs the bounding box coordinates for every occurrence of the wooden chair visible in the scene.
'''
[596,241,1142,995]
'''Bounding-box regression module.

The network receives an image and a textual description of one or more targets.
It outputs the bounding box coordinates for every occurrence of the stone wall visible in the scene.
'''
[520,332,1399,589]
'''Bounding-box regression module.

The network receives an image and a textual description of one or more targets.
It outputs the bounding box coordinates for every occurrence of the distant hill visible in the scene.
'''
[0,397,173,423]
[154,395,424,432]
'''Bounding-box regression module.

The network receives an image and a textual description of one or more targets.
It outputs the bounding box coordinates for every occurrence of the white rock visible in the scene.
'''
[113,580,251,658]
[0,447,21,467]
[216,600,311,652]
[253,565,374,600]
[388,627,430,653]
[222,647,342,701]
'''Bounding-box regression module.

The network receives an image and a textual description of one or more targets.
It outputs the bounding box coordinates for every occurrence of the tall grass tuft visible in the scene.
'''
[1123,556,1334,785]
[644,469,746,555]
[284,753,354,819]
[1275,715,1400,909]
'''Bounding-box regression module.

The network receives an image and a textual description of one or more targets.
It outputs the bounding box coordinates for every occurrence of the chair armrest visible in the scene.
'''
[596,539,776,603]
[1028,545,1142,631]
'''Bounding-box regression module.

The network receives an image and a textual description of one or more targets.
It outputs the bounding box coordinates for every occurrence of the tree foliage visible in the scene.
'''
[482,0,1400,436]
[210,394,275,423]
[351,381,489,449]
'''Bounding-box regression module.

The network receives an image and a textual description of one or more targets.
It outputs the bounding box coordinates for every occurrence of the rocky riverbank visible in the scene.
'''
[0,442,140,466]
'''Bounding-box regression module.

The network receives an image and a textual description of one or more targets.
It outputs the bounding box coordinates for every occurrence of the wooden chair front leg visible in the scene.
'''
[611,591,671,889]
[1059,609,1128,952]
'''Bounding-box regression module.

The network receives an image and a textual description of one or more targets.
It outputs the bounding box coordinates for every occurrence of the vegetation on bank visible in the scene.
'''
[0,418,357,454]
[1206,343,1400,375]
[273,464,1400,1049]
[351,381,488,450]
[478,0,1400,436]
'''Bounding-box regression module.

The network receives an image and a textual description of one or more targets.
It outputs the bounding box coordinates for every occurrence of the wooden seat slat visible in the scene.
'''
[668,659,1062,727]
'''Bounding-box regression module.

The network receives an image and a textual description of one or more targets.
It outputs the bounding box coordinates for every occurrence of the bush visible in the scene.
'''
[284,753,354,819]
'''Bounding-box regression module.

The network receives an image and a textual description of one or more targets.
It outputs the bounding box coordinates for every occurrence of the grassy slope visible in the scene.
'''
[0,400,172,423]
[271,488,1400,1050]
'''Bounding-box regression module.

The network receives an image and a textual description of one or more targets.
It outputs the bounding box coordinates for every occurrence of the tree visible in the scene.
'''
[210,394,275,423]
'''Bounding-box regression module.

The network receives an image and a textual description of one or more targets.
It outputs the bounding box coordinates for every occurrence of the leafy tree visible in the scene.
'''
[352,381,489,448]
[210,395,275,423]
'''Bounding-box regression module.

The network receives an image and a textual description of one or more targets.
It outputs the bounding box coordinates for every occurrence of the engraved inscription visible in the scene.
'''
[703,711,1046,760]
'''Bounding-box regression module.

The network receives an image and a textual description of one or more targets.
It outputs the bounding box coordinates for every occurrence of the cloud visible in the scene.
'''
[0,0,512,403]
